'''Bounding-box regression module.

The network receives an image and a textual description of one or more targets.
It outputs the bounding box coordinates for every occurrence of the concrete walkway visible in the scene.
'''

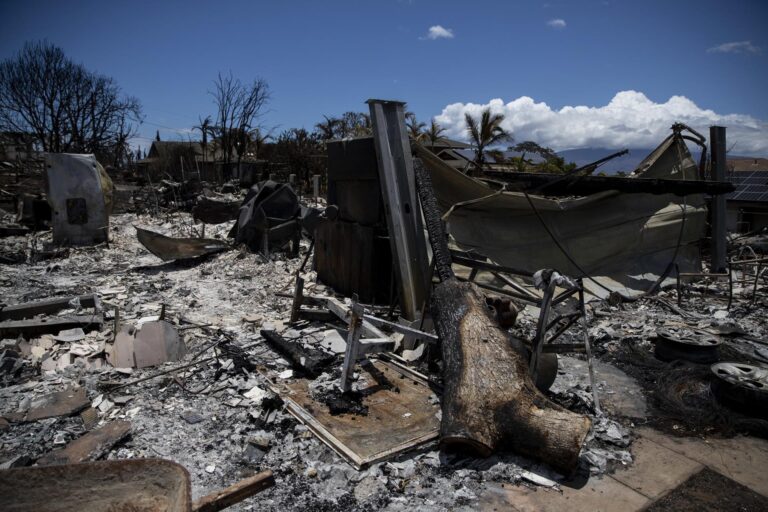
[478,427,768,511]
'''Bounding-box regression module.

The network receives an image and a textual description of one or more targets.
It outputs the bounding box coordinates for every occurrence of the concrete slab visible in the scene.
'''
[638,427,768,498]
[611,436,703,499]
[478,475,649,512]
[554,356,647,418]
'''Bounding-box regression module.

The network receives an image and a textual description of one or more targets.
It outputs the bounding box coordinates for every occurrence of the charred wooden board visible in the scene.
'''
[260,329,336,377]
[36,420,131,466]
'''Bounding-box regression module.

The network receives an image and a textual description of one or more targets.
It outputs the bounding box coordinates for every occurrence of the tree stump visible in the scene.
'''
[413,156,591,473]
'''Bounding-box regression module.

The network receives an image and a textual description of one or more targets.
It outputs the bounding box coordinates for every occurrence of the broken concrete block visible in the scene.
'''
[56,352,72,371]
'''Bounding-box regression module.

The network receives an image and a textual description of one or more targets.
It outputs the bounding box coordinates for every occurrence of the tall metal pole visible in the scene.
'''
[367,99,430,323]
[710,126,727,273]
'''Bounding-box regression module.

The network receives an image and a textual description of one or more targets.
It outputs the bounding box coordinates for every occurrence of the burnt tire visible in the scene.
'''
[654,328,721,364]
[710,362,768,418]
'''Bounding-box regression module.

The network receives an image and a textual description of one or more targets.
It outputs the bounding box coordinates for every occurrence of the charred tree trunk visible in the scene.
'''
[413,158,591,473]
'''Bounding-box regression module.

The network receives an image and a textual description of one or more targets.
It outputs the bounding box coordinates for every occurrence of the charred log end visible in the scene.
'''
[508,408,592,474]
[439,436,493,458]
[434,278,592,474]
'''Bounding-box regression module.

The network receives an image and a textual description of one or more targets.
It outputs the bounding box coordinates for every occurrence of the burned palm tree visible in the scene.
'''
[464,108,512,173]
[315,115,338,140]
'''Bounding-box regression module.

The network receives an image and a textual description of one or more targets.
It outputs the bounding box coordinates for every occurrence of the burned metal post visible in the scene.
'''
[367,99,430,322]
[710,126,727,273]
[312,174,320,203]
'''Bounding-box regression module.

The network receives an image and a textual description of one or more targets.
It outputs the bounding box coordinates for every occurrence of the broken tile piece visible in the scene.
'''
[53,328,85,343]
[181,411,204,424]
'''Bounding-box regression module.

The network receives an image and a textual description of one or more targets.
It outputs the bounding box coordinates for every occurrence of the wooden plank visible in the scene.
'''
[0,314,103,338]
[311,295,388,340]
[37,420,131,466]
[279,359,440,469]
[0,294,99,321]
[4,387,89,423]
[192,470,275,512]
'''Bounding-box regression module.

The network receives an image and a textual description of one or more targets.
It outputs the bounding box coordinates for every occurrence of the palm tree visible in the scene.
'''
[425,119,446,149]
[194,115,213,165]
[405,112,426,141]
[464,108,513,173]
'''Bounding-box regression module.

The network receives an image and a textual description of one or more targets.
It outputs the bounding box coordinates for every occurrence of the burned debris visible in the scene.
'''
[1,99,767,512]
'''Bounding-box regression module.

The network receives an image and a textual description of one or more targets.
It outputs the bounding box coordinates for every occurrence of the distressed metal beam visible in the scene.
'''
[367,99,430,322]
[710,126,728,273]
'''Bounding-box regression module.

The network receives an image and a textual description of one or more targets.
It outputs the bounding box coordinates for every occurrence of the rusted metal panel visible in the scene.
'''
[314,219,392,304]
[326,137,383,226]
[277,359,440,469]
[136,226,230,261]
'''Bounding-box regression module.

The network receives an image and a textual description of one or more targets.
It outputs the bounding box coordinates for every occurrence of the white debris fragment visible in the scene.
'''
[520,469,558,488]
[243,385,268,402]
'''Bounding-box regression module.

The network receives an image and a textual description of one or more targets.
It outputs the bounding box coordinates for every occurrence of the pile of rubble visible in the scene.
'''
[1,116,766,510]
[0,210,666,510]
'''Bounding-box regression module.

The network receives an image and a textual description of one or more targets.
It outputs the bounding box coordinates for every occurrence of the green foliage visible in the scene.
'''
[464,108,513,172]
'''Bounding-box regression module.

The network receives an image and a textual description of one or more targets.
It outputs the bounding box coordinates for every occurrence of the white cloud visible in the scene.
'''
[546,18,566,29]
[707,41,761,54]
[434,91,768,155]
[423,25,454,40]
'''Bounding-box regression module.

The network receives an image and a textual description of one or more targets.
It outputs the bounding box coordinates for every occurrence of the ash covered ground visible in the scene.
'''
[1,212,767,510]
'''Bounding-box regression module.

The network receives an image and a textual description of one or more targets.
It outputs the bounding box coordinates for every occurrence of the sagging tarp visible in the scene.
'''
[414,133,707,299]
[45,153,113,246]
[228,181,300,252]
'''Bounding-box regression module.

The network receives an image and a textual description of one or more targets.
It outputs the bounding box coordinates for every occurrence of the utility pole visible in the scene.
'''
[709,126,727,273]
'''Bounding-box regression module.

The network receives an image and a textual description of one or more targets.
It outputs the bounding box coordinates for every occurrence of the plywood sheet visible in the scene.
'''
[279,359,440,468]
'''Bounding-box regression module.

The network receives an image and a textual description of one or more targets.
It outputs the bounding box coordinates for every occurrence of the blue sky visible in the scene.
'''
[1,0,766,153]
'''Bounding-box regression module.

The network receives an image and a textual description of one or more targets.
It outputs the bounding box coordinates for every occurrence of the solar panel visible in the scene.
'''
[728,169,768,202]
